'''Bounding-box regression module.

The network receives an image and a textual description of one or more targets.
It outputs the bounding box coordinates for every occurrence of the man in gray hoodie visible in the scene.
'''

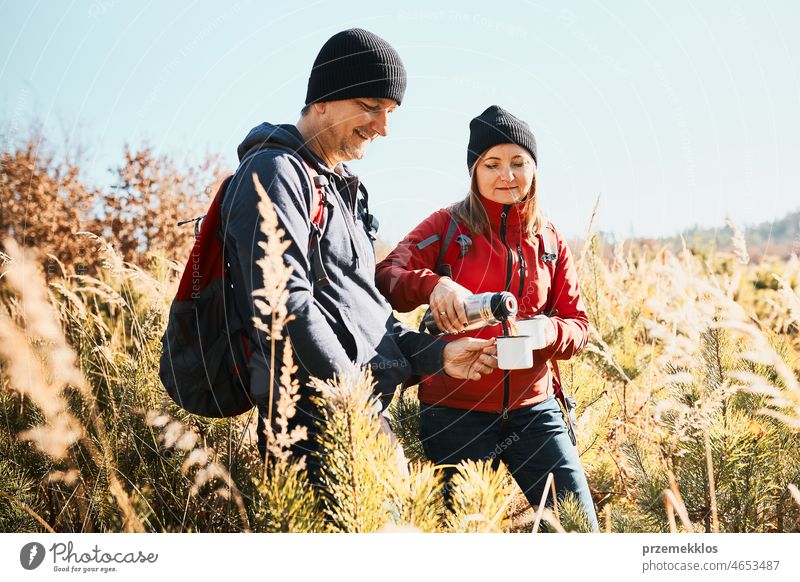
[220,29,496,481]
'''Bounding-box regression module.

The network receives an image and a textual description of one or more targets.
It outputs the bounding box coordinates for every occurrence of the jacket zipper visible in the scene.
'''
[499,208,513,290]
[499,207,512,419]
[517,243,526,297]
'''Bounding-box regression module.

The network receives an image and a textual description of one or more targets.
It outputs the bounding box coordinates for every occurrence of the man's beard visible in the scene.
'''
[336,134,368,162]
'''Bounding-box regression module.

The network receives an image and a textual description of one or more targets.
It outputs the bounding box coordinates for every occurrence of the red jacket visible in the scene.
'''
[375,195,589,413]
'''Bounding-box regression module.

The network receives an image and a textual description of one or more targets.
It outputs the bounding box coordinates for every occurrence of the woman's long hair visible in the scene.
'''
[450,157,546,240]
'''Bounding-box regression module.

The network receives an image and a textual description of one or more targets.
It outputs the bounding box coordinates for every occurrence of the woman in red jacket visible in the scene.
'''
[376,105,597,530]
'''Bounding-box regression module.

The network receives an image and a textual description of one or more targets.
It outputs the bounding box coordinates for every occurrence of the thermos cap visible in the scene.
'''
[490,292,518,320]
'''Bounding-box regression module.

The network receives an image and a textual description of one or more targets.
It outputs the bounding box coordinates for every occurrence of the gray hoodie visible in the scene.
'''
[220,122,445,409]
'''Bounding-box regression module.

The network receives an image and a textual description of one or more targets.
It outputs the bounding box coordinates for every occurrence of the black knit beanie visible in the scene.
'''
[467,105,537,172]
[305,28,407,105]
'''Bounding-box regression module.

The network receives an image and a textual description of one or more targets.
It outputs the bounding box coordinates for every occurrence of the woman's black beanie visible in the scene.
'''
[305,28,407,105]
[467,105,537,172]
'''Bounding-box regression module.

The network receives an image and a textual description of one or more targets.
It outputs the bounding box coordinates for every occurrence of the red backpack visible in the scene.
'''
[159,143,329,417]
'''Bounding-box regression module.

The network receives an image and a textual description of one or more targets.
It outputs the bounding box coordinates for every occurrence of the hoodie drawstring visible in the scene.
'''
[327,182,361,268]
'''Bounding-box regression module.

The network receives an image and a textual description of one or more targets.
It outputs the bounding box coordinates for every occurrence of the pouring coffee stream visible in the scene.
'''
[505,317,519,337]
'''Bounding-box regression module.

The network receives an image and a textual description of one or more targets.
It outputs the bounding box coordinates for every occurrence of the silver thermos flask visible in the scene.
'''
[422,291,518,336]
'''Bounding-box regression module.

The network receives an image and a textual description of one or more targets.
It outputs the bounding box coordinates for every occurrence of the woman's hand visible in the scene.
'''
[533,315,558,348]
[520,314,558,349]
[442,337,498,380]
[429,277,473,334]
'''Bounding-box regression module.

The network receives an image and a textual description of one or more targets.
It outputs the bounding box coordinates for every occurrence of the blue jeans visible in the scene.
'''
[419,396,599,531]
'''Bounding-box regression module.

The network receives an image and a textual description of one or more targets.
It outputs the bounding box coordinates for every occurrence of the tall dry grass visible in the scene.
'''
[567,225,800,532]
[1,130,799,532]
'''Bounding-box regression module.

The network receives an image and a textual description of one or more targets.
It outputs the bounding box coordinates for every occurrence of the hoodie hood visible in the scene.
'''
[237,122,326,172]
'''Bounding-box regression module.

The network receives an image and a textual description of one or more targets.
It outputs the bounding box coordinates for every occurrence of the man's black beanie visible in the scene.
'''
[305,28,407,105]
[467,105,537,172]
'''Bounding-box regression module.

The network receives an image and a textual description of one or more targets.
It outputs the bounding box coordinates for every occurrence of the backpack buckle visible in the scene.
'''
[178,214,206,237]
[365,213,379,235]
[455,233,472,257]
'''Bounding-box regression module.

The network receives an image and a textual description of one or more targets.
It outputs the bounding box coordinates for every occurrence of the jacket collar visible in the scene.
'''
[479,194,525,230]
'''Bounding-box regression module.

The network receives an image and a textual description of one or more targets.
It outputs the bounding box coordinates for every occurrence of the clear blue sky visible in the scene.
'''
[2,0,798,243]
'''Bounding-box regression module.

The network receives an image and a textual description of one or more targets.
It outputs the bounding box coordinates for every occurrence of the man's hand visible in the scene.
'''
[378,413,398,445]
[377,412,409,476]
[429,277,473,334]
[442,337,497,381]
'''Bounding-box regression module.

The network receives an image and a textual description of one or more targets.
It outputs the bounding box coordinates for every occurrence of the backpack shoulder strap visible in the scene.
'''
[416,211,461,334]
[538,221,577,446]
[238,142,326,225]
[237,141,330,287]
[435,211,460,278]
[540,221,558,263]
[289,159,331,287]
[541,221,560,316]
[550,359,577,446]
